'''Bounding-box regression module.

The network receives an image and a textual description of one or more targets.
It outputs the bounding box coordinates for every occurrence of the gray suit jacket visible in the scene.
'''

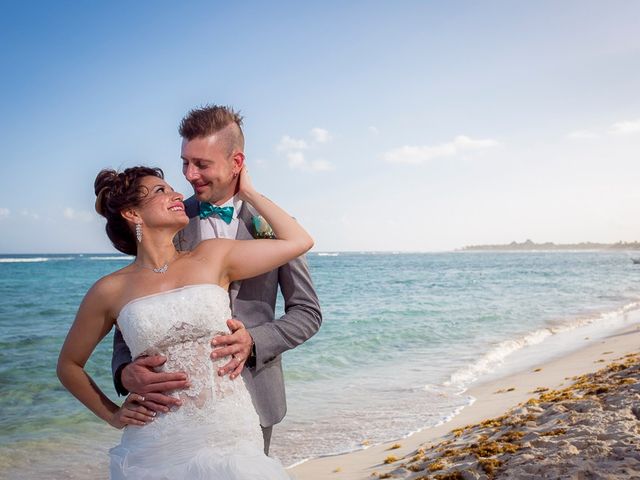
[111,196,322,427]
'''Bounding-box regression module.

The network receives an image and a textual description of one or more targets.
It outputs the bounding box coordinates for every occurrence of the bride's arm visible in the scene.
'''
[57,279,153,428]
[217,167,314,284]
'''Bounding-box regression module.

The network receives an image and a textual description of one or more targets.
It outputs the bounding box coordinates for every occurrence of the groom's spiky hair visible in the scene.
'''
[179,105,244,155]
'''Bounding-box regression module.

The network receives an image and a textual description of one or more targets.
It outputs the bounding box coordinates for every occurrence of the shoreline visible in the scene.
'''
[289,320,640,479]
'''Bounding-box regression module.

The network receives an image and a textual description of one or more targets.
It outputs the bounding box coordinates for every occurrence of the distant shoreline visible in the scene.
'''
[1,246,640,256]
[460,240,640,252]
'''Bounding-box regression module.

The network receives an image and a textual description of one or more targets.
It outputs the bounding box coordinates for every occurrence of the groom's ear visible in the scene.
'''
[231,151,245,173]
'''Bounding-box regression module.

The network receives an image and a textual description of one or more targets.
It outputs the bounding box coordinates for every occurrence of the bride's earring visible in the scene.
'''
[135,222,143,243]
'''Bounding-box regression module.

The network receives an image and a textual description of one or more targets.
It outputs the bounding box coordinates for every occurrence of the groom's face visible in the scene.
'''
[181,134,239,205]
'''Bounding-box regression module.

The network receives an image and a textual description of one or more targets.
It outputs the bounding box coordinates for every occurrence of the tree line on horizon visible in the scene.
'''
[461,240,640,251]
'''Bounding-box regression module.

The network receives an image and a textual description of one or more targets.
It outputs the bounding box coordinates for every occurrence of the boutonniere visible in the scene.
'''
[252,215,276,239]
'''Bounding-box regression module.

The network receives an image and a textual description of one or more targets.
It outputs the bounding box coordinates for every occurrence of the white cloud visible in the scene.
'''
[309,159,335,172]
[609,119,640,135]
[369,126,380,135]
[63,207,94,222]
[0,208,9,219]
[566,130,600,140]
[382,135,499,164]
[286,152,335,172]
[286,152,306,169]
[566,118,640,140]
[276,135,308,152]
[310,127,331,143]
[277,128,335,173]
[20,209,40,220]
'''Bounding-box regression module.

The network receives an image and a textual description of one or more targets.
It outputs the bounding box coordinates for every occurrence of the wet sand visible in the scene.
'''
[290,322,640,479]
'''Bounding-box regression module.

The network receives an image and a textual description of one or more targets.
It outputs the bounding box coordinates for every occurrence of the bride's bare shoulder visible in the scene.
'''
[84,267,134,310]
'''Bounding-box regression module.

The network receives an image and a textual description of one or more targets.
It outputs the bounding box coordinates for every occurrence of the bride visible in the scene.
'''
[57,165,313,479]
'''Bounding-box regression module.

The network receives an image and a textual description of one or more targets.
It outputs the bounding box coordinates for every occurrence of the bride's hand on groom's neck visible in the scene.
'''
[236,165,257,203]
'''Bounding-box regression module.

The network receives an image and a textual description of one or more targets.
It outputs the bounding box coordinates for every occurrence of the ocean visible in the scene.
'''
[1,251,639,478]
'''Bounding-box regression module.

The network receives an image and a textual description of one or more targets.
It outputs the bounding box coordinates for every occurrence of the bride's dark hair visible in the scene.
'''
[94,166,165,255]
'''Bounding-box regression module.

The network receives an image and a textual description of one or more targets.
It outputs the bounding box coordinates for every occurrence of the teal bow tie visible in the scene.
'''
[199,203,234,224]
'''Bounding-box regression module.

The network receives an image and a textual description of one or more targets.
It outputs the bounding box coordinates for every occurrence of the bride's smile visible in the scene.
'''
[129,176,189,231]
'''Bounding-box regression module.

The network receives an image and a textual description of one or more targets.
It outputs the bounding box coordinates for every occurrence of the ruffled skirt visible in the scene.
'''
[109,420,290,479]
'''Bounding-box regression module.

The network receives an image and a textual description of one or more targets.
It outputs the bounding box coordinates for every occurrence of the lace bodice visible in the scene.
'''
[111,284,288,478]
[118,284,231,358]
[116,285,260,443]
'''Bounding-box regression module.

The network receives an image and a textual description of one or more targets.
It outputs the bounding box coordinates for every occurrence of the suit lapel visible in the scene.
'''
[229,203,255,308]
[174,196,201,251]
[235,203,255,240]
[185,217,202,250]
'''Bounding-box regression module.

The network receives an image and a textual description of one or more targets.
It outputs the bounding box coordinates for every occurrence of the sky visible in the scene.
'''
[1,1,639,253]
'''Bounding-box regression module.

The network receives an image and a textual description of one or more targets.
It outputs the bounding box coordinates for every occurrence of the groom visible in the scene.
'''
[111,105,322,454]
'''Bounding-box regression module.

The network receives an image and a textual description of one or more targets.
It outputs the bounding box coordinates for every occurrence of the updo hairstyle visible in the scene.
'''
[94,166,165,255]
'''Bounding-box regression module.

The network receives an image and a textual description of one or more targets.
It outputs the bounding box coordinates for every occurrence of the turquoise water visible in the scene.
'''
[1,252,639,477]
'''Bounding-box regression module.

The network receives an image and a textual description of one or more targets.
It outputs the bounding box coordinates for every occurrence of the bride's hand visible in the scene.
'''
[109,393,157,429]
[236,165,257,202]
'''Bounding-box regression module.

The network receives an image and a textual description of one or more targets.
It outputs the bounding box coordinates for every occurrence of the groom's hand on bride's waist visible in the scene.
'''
[211,318,254,380]
[121,355,190,413]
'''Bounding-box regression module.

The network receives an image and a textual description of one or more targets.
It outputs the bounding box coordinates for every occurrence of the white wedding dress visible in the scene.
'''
[109,284,290,479]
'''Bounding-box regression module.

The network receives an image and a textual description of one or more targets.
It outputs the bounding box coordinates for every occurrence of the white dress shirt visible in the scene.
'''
[199,195,243,240]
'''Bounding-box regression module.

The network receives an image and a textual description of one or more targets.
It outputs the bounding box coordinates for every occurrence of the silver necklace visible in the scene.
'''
[135,252,179,274]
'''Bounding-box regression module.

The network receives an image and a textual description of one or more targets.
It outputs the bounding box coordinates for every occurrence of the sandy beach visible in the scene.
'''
[290,320,640,479]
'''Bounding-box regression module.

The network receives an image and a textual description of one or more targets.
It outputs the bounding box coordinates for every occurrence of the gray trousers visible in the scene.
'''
[261,425,273,455]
